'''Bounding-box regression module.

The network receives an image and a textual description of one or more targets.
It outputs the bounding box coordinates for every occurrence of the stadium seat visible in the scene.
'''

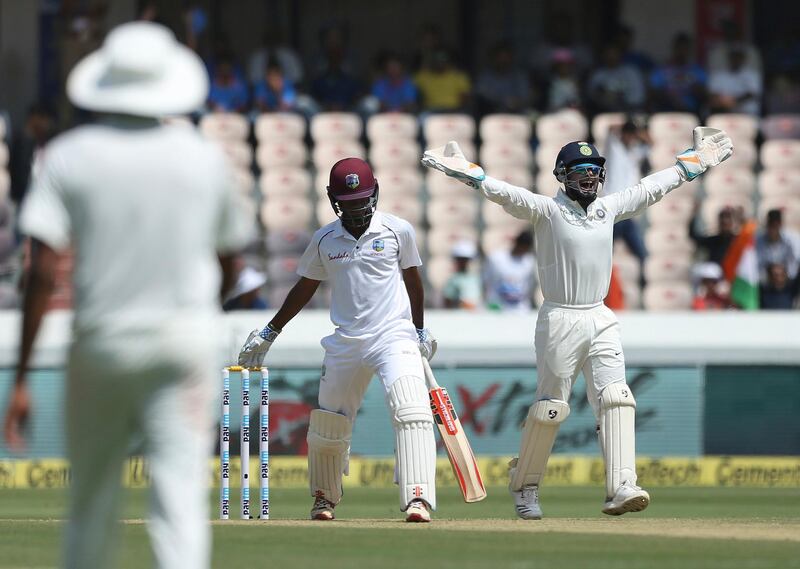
[646,193,694,226]
[758,168,800,199]
[255,112,306,142]
[0,143,9,168]
[481,225,528,254]
[644,227,694,255]
[613,254,641,286]
[316,200,338,226]
[426,171,466,199]
[265,229,312,255]
[366,113,418,141]
[535,142,562,172]
[761,140,800,169]
[716,139,756,170]
[479,141,533,169]
[648,113,698,144]
[374,168,422,198]
[535,171,561,197]
[481,199,533,229]
[256,140,307,169]
[701,195,754,232]
[643,282,692,310]
[267,255,301,285]
[380,196,423,225]
[761,114,800,140]
[423,114,476,145]
[369,140,421,169]
[483,166,534,190]
[757,200,800,231]
[427,197,479,227]
[591,112,626,149]
[310,112,362,142]
[233,169,256,195]
[644,254,691,283]
[0,170,10,201]
[425,254,456,291]
[259,168,312,198]
[260,197,312,231]
[426,226,479,257]
[706,113,758,143]
[199,112,249,140]
[214,139,253,170]
[622,280,642,310]
[479,114,532,142]
[312,140,366,170]
[648,140,688,171]
[535,109,588,145]
[703,167,756,198]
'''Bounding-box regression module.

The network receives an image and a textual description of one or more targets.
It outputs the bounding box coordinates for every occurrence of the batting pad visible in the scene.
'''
[387,376,437,511]
[306,409,352,504]
[510,399,570,491]
[599,382,637,498]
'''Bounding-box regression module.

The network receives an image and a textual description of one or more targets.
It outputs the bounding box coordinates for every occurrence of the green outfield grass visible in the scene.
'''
[1,486,799,569]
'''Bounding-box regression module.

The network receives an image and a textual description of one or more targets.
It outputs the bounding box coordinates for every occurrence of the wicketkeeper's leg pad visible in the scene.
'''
[598,382,637,498]
[307,409,352,504]
[387,375,437,511]
[509,399,570,491]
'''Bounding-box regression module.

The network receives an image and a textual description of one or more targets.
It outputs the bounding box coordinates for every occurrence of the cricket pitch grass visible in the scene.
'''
[1,486,798,568]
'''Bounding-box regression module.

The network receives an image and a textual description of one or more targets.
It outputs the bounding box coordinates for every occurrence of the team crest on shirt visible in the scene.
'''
[345,173,360,189]
[372,239,385,252]
[596,208,606,219]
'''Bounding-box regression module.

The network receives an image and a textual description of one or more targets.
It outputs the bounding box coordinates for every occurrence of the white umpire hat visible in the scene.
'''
[67,21,209,117]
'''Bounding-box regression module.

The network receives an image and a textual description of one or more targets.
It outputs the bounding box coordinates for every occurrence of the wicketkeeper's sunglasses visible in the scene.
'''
[567,163,604,176]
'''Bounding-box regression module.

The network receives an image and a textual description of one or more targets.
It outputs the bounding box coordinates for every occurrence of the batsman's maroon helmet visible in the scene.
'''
[327,157,379,229]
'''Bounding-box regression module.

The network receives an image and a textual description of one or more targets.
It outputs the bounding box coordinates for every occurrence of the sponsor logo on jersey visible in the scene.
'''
[327,251,350,261]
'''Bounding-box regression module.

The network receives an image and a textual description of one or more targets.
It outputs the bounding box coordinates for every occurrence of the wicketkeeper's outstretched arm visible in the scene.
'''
[422,141,550,223]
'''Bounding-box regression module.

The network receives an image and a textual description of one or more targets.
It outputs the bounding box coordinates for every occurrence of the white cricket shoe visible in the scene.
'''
[508,458,543,520]
[310,494,336,521]
[405,499,431,523]
[602,481,650,516]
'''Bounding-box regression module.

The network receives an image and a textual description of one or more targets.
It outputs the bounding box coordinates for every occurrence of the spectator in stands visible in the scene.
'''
[207,56,249,113]
[765,71,800,115]
[253,61,297,112]
[691,262,732,310]
[310,38,363,112]
[756,209,800,282]
[247,28,304,86]
[614,25,654,74]
[483,231,537,312]
[708,47,762,116]
[412,23,445,73]
[543,48,582,111]
[414,49,471,113]
[649,33,707,115]
[760,263,798,309]
[587,45,645,113]
[529,12,592,80]
[10,104,56,205]
[603,121,650,283]
[371,52,418,113]
[475,41,530,115]
[183,3,210,56]
[689,206,739,266]
[223,266,268,311]
[707,19,762,73]
[442,240,482,310]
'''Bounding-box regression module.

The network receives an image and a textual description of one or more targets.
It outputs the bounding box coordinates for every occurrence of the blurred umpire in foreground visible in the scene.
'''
[3,22,252,569]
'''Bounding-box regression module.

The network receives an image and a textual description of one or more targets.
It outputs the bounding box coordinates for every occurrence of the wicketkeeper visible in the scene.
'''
[423,128,733,518]
[238,158,438,522]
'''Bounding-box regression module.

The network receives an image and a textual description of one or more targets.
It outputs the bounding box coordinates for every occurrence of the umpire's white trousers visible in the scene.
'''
[64,332,216,569]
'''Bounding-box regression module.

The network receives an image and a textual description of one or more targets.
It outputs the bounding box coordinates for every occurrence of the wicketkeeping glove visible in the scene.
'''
[417,328,438,362]
[675,126,734,181]
[237,323,281,368]
[421,141,486,189]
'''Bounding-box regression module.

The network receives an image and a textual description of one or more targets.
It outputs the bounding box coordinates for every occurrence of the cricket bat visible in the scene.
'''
[422,357,487,503]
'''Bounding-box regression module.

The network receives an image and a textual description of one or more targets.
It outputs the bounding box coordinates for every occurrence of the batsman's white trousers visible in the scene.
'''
[64,331,216,569]
[317,322,424,419]
[534,301,627,418]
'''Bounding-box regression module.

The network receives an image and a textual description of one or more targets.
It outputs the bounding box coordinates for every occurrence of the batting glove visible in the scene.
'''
[417,328,438,362]
[237,323,281,368]
[675,127,734,181]
[421,141,486,189]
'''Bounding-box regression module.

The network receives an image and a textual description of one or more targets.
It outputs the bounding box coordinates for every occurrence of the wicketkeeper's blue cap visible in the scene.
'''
[554,141,606,174]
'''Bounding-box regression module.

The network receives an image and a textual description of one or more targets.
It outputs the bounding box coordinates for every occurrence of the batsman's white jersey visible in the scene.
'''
[298,211,437,511]
[20,118,252,569]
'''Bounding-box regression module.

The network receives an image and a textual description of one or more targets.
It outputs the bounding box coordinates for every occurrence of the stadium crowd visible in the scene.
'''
[1,4,799,312]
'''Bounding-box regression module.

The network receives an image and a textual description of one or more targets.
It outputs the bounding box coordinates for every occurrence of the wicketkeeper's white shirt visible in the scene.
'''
[19,118,253,335]
[297,211,421,337]
[480,166,686,306]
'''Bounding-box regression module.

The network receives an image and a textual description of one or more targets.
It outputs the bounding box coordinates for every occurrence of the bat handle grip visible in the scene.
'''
[421,357,439,389]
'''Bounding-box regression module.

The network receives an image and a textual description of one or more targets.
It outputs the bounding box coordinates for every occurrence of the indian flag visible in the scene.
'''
[722,220,759,310]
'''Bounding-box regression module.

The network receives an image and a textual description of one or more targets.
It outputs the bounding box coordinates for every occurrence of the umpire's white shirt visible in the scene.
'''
[19,118,252,337]
[297,211,421,337]
[481,166,686,306]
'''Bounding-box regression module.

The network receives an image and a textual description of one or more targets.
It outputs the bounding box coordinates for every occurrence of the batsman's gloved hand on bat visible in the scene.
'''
[238,323,281,368]
[421,141,486,189]
[417,328,438,361]
[675,127,734,181]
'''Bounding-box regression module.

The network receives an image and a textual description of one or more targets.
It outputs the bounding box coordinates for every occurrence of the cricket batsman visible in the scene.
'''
[238,157,438,522]
[422,127,733,518]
